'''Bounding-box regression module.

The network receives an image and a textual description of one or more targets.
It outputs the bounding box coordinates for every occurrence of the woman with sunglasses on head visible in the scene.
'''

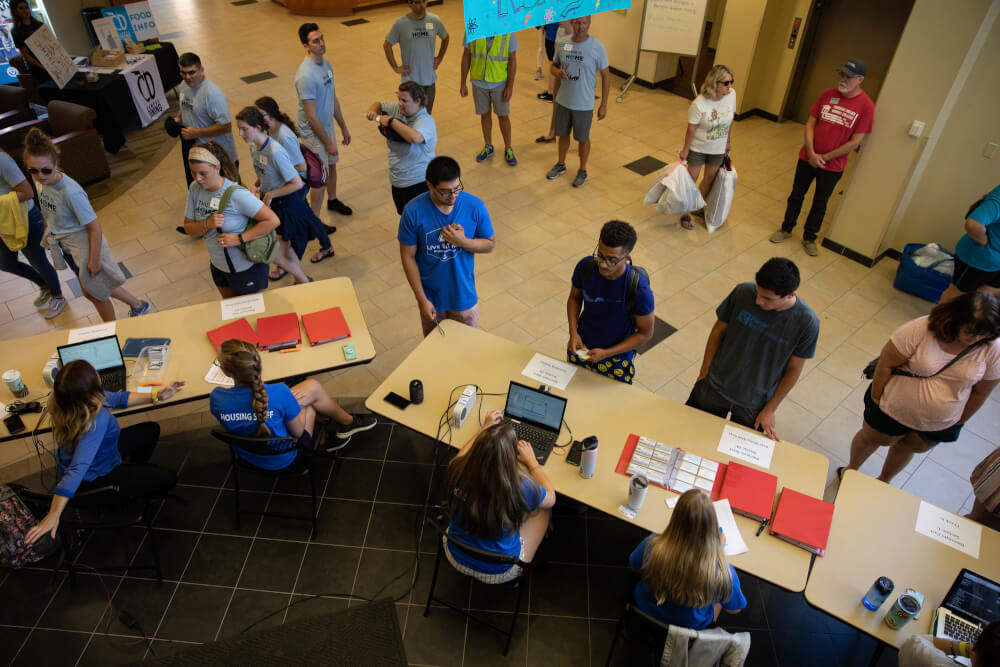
[179,141,279,297]
[24,129,150,321]
[678,64,735,229]
[23,360,184,546]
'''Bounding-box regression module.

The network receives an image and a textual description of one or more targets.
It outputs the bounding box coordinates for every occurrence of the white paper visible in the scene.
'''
[717,424,775,469]
[25,25,77,89]
[617,504,637,521]
[665,495,680,509]
[120,53,168,127]
[915,501,981,558]
[67,322,116,344]
[220,293,265,320]
[92,17,122,51]
[520,353,577,390]
[714,498,749,556]
[204,361,234,387]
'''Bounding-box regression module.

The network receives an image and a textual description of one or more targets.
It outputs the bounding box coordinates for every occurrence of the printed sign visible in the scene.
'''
[100,1,159,43]
[462,0,631,40]
[717,424,775,469]
[914,501,981,558]
[24,24,75,89]
[0,1,21,84]
[91,16,122,51]
[121,53,167,127]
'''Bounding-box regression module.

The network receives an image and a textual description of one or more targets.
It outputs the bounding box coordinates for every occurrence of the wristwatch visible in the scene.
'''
[238,232,246,245]
[151,390,160,404]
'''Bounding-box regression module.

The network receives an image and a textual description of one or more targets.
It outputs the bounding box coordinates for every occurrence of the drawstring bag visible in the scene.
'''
[299,143,328,189]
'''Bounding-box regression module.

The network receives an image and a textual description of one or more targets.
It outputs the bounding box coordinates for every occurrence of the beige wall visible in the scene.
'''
[595,5,678,84]
[713,0,767,114]
[742,0,812,117]
[42,0,102,54]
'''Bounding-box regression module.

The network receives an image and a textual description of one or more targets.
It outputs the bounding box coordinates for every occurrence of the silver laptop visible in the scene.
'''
[502,381,567,465]
[57,335,127,392]
[933,568,1000,649]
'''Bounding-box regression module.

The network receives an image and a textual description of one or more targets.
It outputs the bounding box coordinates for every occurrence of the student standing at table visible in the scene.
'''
[174,52,239,191]
[686,258,819,441]
[180,142,278,297]
[383,0,449,114]
[567,220,654,384]
[25,129,150,322]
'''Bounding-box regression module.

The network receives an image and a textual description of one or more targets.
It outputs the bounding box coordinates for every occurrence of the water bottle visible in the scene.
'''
[862,576,894,611]
[579,436,598,479]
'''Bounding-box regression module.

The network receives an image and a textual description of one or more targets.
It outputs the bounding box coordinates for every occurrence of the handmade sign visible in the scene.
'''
[463,0,631,40]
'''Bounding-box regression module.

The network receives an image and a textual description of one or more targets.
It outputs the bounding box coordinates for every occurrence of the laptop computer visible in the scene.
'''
[933,568,1000,649]
[57,335,128,392]
[501,381,568,465]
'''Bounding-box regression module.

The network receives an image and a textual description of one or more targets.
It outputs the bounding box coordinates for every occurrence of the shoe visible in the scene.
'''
[572,170,587,188]
[33,287,52,307]
[769,230,792,244]
[323,224,337,234]
[44,296,66,320]
[537,92,553,102]
[310,246,335,264]
[333,413,378,440]
[546,163,567,180]
[836,466,845,481]
[535,135,555,143]
[680,214,694,230]
[129,300,151,317]
[327,198,352,215]
[476,144,494,162]
[504,147,517,166]
[802,239,819,256]
[321,434,351,453]
[175,226,186,235]
[534,67,543,81]
[269,267,288,281]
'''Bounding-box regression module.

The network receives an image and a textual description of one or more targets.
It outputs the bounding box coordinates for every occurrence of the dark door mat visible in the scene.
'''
[624,155,668,176]
[636,316,677,355]
[241,71,277,84]
[342,18,370,26]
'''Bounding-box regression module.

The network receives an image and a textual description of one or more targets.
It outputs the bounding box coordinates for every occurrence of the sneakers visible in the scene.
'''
[327,198,352,215]
[546,163,567,180]
[333,413,378,440]
[476,144,494,162]
[175,225,187,235]
[537,92,554,102]
[44,296,67,320]
[769,230,792,244]
[323,224,338,234]
[802,239,819,256]
[504,147,517,166]
[534,67,543,81]
[33,287,52,307]
[572,170,587,188]
[129,300,151,317]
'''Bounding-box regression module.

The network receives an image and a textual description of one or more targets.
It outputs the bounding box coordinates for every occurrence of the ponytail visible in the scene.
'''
[23,127,60,166]
[217,339,270,437]
[254,96,299,137]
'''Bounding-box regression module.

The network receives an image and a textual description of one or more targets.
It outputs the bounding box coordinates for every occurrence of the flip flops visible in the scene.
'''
[535,135,555,143]
[269,268,288,280]
[310,247,335,264]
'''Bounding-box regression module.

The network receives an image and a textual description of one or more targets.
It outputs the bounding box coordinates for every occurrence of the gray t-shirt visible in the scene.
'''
[184,179,263,273]
[295,56,335,139]
[386,13,448,86]
[708,282,820,408]
[0,151,32,211]
[179,78,238,163]
[272,123,304,171]
[380,103,437,188]
[553,35,609,111]
[462,32,518,90]
[38,173,95,235]
[250,138,299,194]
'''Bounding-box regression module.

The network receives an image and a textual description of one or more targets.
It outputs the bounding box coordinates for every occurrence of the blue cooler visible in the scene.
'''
[893,243,953,302]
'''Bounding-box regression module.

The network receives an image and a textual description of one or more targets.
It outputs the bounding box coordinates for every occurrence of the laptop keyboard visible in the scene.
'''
[502,419,556,463]
[100,370,125,392]
[944,614,981,643]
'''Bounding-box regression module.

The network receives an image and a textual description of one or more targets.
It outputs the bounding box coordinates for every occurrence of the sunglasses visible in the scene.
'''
[27,167,54,175]
[719,79,734,86]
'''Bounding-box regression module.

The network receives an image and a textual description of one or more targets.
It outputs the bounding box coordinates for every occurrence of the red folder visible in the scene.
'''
[769,487,835,556]
[302,306,351,346]
[256,312,301,350]
[207,318,258,352]
[718,461,778,522]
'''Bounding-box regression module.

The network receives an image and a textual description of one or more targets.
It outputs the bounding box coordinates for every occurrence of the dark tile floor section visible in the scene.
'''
[636,316,678,355]
[1,422,901,666]
[231,0,257,5]
[158,31,186,41]
[67,262,131,299]
[624,155,668,176]
[240,71,278,84]
[342,18,370,26]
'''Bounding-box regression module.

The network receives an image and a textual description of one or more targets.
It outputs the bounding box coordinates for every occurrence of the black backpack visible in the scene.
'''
[577,257,649,319]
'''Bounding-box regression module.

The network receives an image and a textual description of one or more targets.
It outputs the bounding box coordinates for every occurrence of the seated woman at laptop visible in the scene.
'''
[629,489,746,629]
[24,360,183,546]
[443,410,556,583]
[899,621,998,667]
[209,339,376,468]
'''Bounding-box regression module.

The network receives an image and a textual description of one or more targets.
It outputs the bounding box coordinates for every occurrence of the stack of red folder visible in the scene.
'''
[255,313,301,351]
[769,487,835,556]
[302,307,350,346]
[718,461,778,522]
[206,318,258,352]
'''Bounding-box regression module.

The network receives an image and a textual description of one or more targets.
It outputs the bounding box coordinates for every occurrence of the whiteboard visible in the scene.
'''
[639,0,709,56]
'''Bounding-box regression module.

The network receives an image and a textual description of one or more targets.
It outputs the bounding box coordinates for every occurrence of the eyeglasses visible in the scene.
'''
[27,167,54,175]
[593,246,626,267]
[434,182,464,197]
[719,79,733,86]
[179,69,200,77]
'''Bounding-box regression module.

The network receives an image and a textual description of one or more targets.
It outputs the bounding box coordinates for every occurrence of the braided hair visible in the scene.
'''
[217,339,270,437]
[254,96,299,137]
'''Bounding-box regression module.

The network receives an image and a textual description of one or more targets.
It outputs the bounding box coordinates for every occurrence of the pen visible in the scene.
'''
[756,518,769,537]
[139,381,163,387]
[280,347,301,354]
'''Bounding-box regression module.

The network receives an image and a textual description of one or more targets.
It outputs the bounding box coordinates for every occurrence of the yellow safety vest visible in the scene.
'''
[469,34,511,83]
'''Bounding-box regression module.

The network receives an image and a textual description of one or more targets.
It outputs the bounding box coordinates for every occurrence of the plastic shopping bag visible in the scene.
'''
[653,162,706,216]
[704,156,737,233]
[643,165,671,205]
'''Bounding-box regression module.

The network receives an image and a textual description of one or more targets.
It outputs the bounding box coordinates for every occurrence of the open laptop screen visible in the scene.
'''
[504,381,567,432]
[57,335,124,372]
[945,569,1000,626]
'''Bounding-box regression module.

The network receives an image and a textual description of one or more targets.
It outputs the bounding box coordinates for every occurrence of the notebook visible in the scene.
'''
[502,381,567,465]
[57,334,127,392]
[768,487,835,556]
[933,568,1000,655]
[302,307,350,346]
[256,313,301,350]
[207,318,257,352]
[718,461,778,522]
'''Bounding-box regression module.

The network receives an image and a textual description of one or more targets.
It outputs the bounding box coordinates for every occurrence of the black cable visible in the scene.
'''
[240,592,374,635]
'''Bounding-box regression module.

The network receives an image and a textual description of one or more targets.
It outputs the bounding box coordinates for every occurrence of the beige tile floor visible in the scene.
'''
[2,0,997,514]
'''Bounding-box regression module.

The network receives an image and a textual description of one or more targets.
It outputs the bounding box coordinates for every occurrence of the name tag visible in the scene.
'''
[425,22,433,30]
[563,43,573,51]
[259,156,268,166]
[209,197,221,210]
[830,97,840,104]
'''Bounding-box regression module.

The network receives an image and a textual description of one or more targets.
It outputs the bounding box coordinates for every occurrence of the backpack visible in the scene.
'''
[299,142,328,189]
[0,484,60,568]
[215,184,280,265]
[577,257,649,319]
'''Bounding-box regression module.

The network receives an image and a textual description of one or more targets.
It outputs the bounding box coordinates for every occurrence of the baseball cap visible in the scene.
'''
[841,59,867,77]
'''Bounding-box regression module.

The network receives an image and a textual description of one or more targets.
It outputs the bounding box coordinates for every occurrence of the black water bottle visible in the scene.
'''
[409,379,423,405]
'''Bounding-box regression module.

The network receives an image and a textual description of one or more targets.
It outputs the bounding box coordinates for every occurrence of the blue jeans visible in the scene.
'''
[0,207,63,297]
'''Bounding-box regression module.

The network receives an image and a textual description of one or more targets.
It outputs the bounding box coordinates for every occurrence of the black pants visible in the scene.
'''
[77,422,176,499]
[685,378,764,431]
[781,159,843,242]
[392,181,429,214]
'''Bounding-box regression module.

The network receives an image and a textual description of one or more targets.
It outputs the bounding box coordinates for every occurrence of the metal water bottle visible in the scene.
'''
[579,436,599,479]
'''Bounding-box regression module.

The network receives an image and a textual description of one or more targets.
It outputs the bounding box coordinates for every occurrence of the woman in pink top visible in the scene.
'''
[844,292,1000,484]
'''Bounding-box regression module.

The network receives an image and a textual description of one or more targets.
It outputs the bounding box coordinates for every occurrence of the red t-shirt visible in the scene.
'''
[798,87,874,172]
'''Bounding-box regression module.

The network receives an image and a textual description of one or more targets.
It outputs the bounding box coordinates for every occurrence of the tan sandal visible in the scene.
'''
[680,214,694,230]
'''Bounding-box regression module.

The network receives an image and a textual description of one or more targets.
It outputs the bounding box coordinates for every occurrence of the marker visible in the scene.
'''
[280,347,301,354]
[139,381,163,387]
[756,518,769,537]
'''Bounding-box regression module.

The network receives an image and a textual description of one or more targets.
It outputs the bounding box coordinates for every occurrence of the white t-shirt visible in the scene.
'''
[687,89,736,155]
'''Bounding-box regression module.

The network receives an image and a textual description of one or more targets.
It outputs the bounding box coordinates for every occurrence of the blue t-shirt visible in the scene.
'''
[54,391,130,498]
[385,13,448,86]
[38,173,95,235]
[250,138,298,194]
[955,185,1000,272]
[179,78,238,163]
[295,57,336,139]
[184,179,264,273]
[380,103,437,187]
[629,535,747,630]
[210,383,302,470]
[272,123,305,172]
[553,36,609,111]
[572,258,654,354]
[462,32,518,90]
[397,191,493,312]
[447,476,545,574]
[0,151,32,211]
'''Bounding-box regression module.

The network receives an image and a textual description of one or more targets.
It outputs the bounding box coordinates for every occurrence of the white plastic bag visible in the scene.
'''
[653,162,706,216]
[643,165,671,205]
[704,159,737,233]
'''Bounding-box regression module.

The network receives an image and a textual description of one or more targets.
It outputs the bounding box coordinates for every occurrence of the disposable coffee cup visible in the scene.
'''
[627,474,649,511]
[884,592,922,630]
[2,369,28,398]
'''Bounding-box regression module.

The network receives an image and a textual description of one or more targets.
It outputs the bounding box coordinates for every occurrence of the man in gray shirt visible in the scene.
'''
[687,257,820,441]
[383,0,449,114]
[546,15,609,188]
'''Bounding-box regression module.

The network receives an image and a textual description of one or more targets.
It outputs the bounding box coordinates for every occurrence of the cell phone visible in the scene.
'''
[567,439,583,466]
[4,413,25,435]
[383,391,410,410]
[343,344,357,361]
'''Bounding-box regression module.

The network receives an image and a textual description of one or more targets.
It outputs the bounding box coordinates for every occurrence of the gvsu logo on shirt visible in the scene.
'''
[425,227,458,262]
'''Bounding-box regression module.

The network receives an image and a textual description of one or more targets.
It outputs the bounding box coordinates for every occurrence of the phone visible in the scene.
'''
[343,344,357,361]
[567,440,583,466]
[383,391,410,410]
[4,413,25,435]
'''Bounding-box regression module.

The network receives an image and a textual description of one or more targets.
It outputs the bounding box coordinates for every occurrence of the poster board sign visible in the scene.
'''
[463,0,631,41]
[122,54,167,127]
[639,0,708,56]
[100,2,159,43]
[0,3,20,84]
[24,24,76,89]
[91,16,122,51]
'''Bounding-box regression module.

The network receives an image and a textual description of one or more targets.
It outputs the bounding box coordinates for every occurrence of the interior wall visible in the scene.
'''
[40,0,102,54]
[712,0,767,114]
[742,0,812,117]
[596,5,679,84]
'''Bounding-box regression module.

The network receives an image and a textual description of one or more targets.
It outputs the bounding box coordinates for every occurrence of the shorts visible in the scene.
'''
[686,149,726,168]
[951,256,1000,292]
[300,133,339,166]
[553,103,593,142]
[544,39,555,61]
[443,533,524,584]
[210,261,269,296]
[567,347,635,385]
[420,303,478,337]
[391,181,429,214]
[472,84,510,116]
[863,385,964,446]
[52,229,126,301]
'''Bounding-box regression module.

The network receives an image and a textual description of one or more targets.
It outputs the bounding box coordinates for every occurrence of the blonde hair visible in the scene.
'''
[188,140,239,182]
[217,339,270,437]
[23,127,60,166]
[700,64,734,98]
[49,360,105,451]
[641,489,732,607]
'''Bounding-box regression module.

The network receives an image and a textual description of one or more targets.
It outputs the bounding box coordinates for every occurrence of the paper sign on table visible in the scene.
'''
[204,361,234,387]
[220,293,265,320]
[714,498,749,557]
[67,322,116,344]
[520,353,577,390]
[717,424,775,469]
[91,17,122,51]
[665,495,680,509]
[915,501,981,558]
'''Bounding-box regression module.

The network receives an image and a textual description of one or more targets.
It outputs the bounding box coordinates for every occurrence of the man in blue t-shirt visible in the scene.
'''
[398,156,495,336]
[567,220,654,384]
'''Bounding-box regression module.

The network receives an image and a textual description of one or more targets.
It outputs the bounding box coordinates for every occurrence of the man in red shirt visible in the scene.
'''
[771,59,874,256]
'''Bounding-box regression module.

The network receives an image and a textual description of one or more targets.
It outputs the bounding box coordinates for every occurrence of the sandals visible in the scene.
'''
[535,135,555,143]
[310,247,335,264]
[269,267,288,281]
[680,214,694,230]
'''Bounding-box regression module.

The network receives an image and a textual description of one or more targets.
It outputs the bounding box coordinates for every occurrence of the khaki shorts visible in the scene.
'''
[472,83,510,116]
[300,133,340,166]
[52,228,125,301]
